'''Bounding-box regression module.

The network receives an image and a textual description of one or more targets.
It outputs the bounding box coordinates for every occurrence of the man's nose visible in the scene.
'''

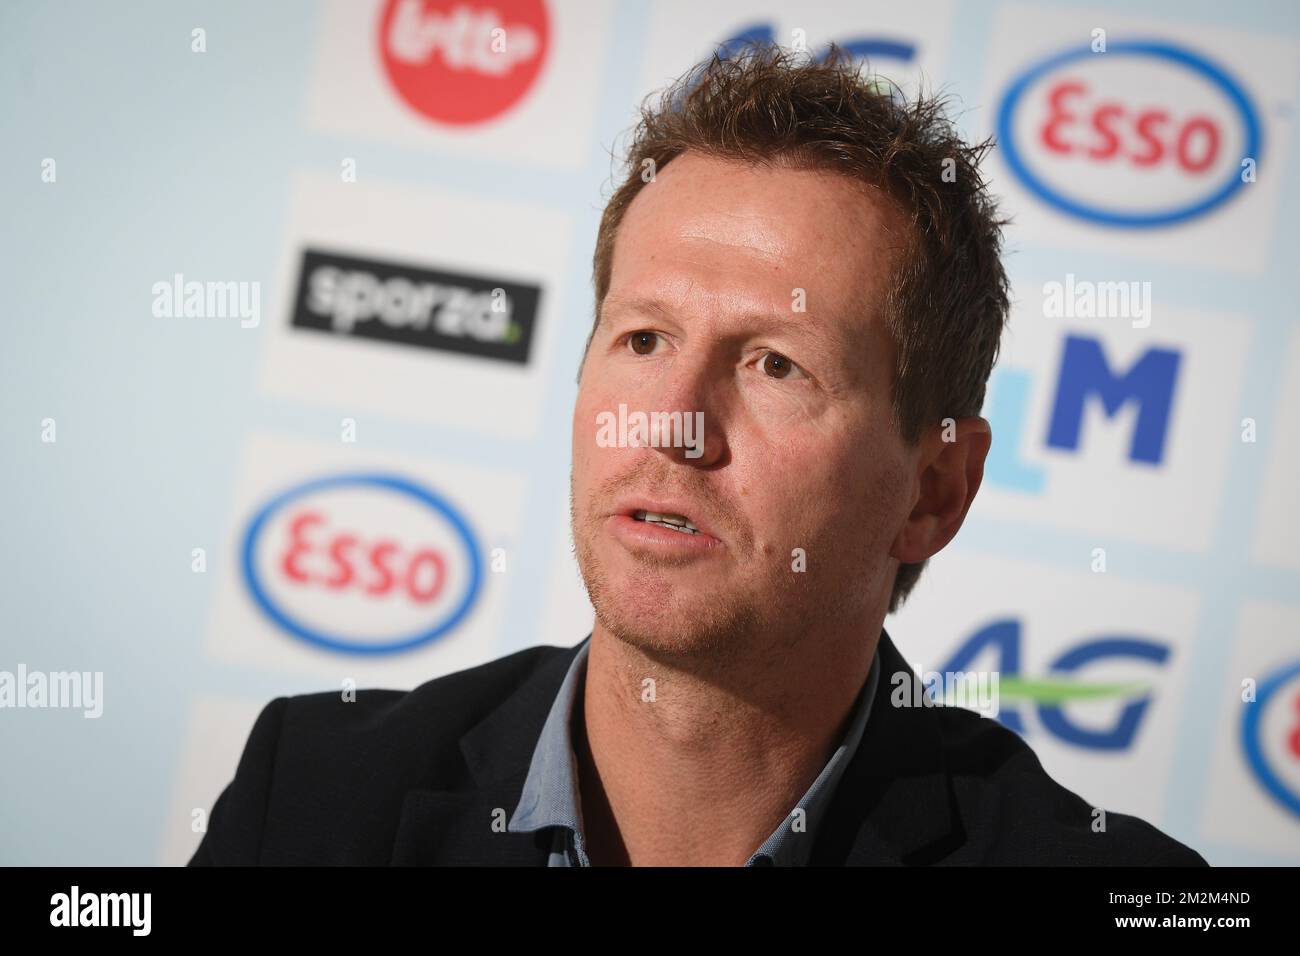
[644,352,726,467]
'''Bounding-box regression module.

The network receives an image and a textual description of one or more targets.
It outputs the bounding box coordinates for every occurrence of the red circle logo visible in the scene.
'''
[378,0,549,126]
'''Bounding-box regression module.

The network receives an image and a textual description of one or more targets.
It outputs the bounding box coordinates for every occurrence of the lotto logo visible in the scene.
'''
[378,0,550,125]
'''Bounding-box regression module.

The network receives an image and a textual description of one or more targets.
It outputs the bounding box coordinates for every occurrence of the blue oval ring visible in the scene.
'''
[997,40,1262,228]
[241,473,483,655]
[1241,659,1300,820]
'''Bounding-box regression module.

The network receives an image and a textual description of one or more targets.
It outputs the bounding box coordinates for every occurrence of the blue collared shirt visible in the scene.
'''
[508,635,880,866]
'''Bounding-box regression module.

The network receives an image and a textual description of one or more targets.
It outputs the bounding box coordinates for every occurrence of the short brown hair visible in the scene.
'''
[584,43,1011,613]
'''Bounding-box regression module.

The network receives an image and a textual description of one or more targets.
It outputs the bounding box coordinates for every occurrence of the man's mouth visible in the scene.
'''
[632,509,700,535]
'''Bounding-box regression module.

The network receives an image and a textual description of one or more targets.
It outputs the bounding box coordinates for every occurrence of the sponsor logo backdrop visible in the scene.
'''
[1,0,1297,865]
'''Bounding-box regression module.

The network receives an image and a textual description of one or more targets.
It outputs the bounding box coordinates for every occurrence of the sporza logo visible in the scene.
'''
[241,473,483,654]
[998,40,1261,227]
[290,248,541,365]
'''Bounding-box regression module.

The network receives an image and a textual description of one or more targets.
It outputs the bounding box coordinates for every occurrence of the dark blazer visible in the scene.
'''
[189,630,1208,866]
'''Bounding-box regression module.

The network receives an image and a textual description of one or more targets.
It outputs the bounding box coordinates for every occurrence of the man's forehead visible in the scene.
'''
[609,152,906,321]
[623,153,896,246]
[605,155,904,335]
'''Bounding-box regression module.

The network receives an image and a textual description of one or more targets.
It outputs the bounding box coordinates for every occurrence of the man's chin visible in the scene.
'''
[589,588,759,661]
[575,525,756,657]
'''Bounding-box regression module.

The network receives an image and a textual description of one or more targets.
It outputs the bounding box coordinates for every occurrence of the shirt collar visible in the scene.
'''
[508,634,881,866]
[507,637,591,858]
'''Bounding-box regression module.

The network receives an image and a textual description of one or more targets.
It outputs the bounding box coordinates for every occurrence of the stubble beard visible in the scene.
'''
[569,483,762,665]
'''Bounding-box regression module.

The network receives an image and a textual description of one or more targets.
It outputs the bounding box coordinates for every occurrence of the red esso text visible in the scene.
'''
[1039,80,1221,173]
[279,510,446,603]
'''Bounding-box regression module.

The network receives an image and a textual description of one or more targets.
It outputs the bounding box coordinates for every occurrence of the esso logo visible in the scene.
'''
[241,474,483,654]
[378,0,549,126]
[998,41,1261,227]
[1242,660,1300,821]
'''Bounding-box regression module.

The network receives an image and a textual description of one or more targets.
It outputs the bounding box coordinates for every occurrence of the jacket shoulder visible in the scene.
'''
[931,705,1208,866]
[278,642,569,745]
[189,643,572,865]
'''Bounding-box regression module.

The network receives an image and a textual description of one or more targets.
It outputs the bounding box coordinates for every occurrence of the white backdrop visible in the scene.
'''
[1,0,1297,866]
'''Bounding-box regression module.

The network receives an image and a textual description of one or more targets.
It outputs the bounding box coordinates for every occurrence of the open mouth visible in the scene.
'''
[633,509,700,535]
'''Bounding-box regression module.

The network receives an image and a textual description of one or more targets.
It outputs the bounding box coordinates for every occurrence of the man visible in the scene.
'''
[191,46,1207,866]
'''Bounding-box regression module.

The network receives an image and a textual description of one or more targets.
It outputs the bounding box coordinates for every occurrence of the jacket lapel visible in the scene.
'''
[390,630,959,866]
[389,779,553,865]
[390,641,587,866]
[812,629,960,865]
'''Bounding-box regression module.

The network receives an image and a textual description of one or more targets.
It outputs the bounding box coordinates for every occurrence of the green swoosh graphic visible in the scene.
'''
[988,676,1151,705]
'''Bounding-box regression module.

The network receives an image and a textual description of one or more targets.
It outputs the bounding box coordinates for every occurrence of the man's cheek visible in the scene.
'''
[573,400,603,465]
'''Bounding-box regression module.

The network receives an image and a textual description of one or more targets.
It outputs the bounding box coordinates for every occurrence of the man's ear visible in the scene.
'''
[889,416,992,566]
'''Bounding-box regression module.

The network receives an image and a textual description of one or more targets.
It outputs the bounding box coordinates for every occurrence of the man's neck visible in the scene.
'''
[574,620,880,866]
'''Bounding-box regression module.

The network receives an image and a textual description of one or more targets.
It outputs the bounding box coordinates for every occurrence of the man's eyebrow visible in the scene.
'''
[599,293,852,356]
[598,295,674,323]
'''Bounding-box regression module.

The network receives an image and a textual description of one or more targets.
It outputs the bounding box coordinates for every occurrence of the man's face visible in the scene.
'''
[571,151,916,660]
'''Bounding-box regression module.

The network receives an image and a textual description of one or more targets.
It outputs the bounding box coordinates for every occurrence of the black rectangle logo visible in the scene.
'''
[290,248,541,365]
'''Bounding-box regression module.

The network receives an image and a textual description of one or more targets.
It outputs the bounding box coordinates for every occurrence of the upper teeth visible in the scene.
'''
[635,510,699,534]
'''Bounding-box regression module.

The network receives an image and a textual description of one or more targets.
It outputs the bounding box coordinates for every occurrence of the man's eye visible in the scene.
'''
[627,331,660,355]
[759,351,803,380]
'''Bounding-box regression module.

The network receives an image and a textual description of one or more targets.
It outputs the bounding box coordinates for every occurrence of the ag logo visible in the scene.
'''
[942,618,1170,750]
